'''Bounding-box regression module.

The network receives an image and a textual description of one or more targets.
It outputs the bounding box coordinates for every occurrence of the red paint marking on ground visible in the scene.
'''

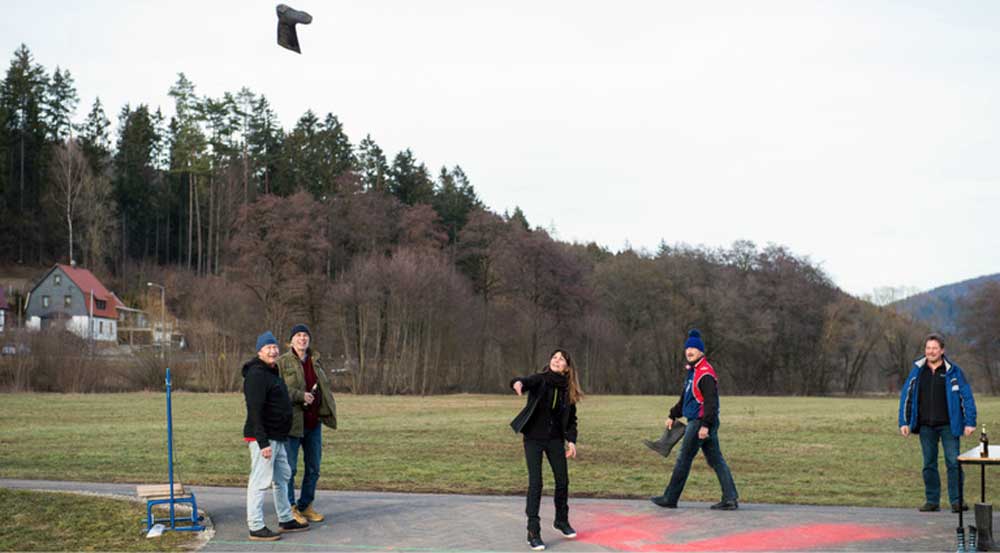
[634,523,910,552]
[571,508,910,552]
[574,510,683,550]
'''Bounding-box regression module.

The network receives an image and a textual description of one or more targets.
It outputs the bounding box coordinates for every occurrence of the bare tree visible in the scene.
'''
[48,139,91,262]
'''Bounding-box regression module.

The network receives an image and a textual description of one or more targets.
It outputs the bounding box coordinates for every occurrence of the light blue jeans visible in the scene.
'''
[246,440,293,531]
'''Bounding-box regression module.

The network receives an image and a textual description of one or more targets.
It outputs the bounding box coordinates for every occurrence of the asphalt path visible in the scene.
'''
[0,479,968,551]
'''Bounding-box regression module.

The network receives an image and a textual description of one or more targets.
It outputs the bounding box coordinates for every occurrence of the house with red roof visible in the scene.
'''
[25,263,125,341]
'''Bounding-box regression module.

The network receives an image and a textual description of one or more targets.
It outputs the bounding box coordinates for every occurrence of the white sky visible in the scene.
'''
[4,1,999,297]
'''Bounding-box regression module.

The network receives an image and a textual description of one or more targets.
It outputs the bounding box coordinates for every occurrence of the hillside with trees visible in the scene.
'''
[4,44,996,396]
[891,273,1000,334]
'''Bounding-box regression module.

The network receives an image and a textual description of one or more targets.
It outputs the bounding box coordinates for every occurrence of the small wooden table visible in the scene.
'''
[959,446,1000,549]
[959,445,1000,504]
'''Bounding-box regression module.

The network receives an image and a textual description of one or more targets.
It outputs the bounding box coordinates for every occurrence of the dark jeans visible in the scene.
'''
[662,418,738,504]
[524,438,569,533]
[918,424,962,505]
[286,424,323,510]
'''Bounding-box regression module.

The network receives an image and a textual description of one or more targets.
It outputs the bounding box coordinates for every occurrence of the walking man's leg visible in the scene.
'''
[701,421,738,508]
[662,421,703,504]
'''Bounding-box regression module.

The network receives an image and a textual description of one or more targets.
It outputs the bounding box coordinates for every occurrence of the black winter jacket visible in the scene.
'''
[509,371,578,444]
[242,357,293,449]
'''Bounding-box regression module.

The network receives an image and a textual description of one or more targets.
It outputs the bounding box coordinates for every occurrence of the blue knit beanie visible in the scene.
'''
[289,323,311,341]
[256,331,278,352]
[684,329,705,352]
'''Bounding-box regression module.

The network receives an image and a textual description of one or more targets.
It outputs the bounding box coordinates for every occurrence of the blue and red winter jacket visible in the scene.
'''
[898,355,976,438]
[682,357,719,421]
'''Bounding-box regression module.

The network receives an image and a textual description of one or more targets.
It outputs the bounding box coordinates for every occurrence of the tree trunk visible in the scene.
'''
[208,174,214,275]
[195,175,203,275]
[243,147,249,204]
[66,201,73,263]
[165,200,171,265]
[187,172,193,270]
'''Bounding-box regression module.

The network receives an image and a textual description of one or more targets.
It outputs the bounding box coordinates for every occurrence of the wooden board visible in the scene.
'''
[136,483,189,500]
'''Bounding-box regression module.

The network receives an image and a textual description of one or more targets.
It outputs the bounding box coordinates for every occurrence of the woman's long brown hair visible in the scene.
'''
[549,348,585,405]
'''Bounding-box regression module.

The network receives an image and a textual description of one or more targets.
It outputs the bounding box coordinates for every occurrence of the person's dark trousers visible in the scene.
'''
[524,438,569,533]
[918,424,962,506]
[286,424,323,509]
[662,418,738,504]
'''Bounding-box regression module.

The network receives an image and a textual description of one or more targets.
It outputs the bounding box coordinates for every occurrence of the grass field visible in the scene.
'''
[1,393,997,508]
[0,488,199,551]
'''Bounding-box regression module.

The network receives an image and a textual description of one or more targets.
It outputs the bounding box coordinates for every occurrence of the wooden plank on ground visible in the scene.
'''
[136,483,189,500]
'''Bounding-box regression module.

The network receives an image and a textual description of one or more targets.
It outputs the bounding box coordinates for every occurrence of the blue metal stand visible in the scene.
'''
[144,367,205,532]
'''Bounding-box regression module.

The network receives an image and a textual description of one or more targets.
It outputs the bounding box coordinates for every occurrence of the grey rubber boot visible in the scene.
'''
[642,421,686,457]
[975,503,993,551]
[276,4,313,53]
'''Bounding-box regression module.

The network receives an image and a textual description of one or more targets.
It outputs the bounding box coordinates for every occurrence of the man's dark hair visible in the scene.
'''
[925,333,945,349]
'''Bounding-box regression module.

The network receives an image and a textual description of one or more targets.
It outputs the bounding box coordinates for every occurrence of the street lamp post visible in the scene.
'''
[147,282,166,358]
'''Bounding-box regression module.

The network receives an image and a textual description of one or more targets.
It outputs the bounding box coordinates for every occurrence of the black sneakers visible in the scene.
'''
[710,499,739,511]
[249,526,281,541]
[919,502,940,512]
[527,531,546,550]
[650,495,678,508]
[553,521,577,538]
[279,518,310,533]
[952,502,969,513]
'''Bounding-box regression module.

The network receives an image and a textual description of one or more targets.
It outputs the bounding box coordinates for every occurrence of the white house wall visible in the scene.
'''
[67,315,117,341]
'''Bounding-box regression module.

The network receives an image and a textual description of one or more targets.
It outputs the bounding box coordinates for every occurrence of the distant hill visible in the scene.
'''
[892,273,1000,333]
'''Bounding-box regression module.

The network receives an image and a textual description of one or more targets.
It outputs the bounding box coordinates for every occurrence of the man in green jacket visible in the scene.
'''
[276,324,337,524]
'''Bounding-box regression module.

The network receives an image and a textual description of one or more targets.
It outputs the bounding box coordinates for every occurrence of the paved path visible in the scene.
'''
[0,479,966,551]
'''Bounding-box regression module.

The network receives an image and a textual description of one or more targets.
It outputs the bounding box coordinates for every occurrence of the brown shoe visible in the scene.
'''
[290,505,308,524]
[301,504,325,522]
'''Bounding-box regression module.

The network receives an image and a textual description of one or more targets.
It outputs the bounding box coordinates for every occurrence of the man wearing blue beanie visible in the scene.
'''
[651,329,739,511]
[242,330,309,540]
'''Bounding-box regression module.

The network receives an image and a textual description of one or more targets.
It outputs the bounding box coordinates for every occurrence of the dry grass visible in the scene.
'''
[1,393,997,507]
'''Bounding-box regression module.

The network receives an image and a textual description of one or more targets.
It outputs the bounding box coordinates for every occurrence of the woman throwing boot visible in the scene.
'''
[510,349,584,551]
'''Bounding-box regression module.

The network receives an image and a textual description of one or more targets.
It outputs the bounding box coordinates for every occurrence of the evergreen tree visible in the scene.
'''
[113,104,162,263]
[0,44,49,263]
[246,94,283,196]
[357,134,389,193]
[507,206,530,231]
[432,165,483,243]
[44,66,78,142]
[318,113,354,186]
[167,73,208,271]
[78,97,111,174]
[274,109,320,196]
[388,148,434,205]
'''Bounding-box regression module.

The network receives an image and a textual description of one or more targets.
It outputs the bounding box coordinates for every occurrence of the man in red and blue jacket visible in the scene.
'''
[651,329,739,510]
[898,333,977,513]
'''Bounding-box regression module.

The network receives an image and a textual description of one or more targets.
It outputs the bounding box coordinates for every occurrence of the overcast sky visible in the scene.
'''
[4,1,998,297]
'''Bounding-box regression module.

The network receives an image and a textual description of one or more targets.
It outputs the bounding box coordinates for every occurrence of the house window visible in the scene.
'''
[54,275,62,286]
[99,321,104,334]
[65,295,72,307]
[95,300,107,310]
[42,295,50,308]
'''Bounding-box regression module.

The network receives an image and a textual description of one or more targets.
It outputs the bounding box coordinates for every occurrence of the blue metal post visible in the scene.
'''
[142,367,203,532]
[166,367,176,527]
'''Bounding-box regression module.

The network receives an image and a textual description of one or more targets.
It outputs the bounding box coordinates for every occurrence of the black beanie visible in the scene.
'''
[289,323,311,340]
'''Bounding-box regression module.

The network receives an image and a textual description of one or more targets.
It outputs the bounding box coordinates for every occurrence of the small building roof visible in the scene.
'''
[49,264,125,319]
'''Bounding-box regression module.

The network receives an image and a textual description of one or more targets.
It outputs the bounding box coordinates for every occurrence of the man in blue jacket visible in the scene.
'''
[898,333,977,513]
